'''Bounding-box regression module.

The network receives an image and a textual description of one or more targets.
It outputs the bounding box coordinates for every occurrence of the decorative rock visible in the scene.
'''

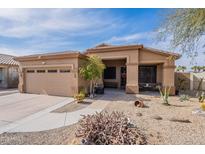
[136,113,143,116]
[152,115,163,120]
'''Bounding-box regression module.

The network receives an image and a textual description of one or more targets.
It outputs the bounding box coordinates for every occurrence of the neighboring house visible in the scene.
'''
[0,54,19,88]
[15,44,180,96]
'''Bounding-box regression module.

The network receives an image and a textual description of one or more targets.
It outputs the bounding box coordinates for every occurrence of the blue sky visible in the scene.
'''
[0,8,204,68]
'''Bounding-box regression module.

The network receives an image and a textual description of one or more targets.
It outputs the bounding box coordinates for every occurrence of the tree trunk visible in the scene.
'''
[89,80,94,98]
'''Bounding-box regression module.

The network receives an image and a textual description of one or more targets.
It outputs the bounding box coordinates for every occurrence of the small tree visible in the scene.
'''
[158,9,205,59]
[181,66,187,72]
[79,55,105,98]
[176,66,182,72]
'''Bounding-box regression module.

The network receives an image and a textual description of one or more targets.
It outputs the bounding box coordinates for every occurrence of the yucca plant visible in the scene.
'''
[158,86,171,105]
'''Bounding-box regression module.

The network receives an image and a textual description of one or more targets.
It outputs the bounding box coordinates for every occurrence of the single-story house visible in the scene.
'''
[0,54,19,88]
[15,44,180,96]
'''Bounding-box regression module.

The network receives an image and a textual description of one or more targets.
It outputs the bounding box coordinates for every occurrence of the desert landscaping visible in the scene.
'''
[0,90,205,145]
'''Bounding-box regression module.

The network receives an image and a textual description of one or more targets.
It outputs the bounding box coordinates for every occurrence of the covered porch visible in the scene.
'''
[102,59,164,93]
[86,44,179,95]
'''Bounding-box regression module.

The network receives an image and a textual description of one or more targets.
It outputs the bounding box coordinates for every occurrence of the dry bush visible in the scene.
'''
[75,111,146,145]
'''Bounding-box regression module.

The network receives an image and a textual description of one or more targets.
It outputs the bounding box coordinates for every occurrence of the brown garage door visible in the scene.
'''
[25,67,76,96]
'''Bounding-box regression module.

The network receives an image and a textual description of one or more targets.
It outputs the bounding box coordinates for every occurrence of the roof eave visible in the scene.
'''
[15,52,87,62]
[86,44,144,54]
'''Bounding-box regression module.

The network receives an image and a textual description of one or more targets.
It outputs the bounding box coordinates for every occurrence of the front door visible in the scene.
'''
[120,67,126,89]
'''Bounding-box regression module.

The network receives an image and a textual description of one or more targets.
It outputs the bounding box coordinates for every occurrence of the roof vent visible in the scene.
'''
[95,43,113,48]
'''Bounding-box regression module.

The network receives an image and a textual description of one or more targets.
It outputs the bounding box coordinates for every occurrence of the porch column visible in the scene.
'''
[162,62,176,95]
[126,63,139,93]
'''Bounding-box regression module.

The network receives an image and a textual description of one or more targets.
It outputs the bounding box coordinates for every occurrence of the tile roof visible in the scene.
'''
[0,54,19,66]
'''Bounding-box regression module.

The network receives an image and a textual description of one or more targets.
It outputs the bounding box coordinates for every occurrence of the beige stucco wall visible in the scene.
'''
[175,72,190,90]
[157,64,163,84]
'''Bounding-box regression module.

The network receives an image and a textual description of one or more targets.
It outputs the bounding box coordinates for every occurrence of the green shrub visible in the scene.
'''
[199,92,205,103]
[74,90,85,103]
[179,94,190,102]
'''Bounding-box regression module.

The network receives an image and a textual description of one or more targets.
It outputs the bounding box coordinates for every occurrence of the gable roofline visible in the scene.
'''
[85,44,181,59]
[143,47,181,59]
[15,51,87,62]
[85,44,144,54]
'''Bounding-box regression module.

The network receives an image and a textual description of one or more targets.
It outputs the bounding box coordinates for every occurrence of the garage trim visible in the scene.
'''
[22,64,74,69]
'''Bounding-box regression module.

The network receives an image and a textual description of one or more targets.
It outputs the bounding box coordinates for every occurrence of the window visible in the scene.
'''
[37,70,45,73]
[48,69,57,73]
[60,69,70,73]
[104,67,116,79]
[27,70,35,73]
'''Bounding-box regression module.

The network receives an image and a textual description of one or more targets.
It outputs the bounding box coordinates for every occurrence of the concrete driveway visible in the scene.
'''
[0,93,70,128]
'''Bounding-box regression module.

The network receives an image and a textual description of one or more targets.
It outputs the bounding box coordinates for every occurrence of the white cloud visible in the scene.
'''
[0,47,29,56]
[106,31,156,44]
[0,9,117,38]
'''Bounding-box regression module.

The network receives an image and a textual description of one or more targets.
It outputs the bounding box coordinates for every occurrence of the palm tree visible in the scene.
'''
[191,66,198,73]
[197,66,202,72]
[176,65,187,72]
[176,66,182,72]
[181,66,187,72]
[202,66,205,72]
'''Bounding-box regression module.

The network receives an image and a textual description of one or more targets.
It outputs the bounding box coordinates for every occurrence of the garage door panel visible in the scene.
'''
[25,68,77,96]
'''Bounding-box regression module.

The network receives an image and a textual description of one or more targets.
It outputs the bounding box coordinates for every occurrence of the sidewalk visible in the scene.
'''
[0,88,18,96]
[1,96,110,133]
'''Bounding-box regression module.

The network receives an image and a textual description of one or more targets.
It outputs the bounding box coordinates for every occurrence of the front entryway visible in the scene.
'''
[102,59,126,89]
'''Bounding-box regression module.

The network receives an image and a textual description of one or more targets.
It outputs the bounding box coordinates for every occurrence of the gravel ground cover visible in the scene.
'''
[0,124,78,145]
[0,92,205,145]
[103,93,205,144]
